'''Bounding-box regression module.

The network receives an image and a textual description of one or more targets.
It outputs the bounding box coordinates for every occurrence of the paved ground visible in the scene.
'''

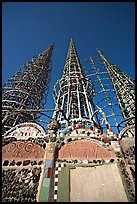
[70,163,128,202]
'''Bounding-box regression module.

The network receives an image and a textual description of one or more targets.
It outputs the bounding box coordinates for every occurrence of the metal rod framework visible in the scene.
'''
[2,44,54,135]
[96,49,135,136]
[50,39,102,132]
[81,56,123,134]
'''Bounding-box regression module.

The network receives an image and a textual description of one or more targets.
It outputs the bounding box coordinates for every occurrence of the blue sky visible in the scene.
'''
[2,2,135,129]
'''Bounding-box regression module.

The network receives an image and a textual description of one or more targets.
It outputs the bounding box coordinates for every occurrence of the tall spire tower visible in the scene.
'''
[44,40,131,202]
[97,49,135,136]
[2,44,54,134]
[51,39,100,131]
[2,40,134,203]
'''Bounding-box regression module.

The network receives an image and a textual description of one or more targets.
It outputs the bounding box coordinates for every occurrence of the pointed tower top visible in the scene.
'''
[62,38,84,77]
[96,48,110,64]
[47,43,54,51]
[50,42,54,48]
[42,43,54,55]
[70,37,74,43]
[96,48,103,56]
[69,38,74,47]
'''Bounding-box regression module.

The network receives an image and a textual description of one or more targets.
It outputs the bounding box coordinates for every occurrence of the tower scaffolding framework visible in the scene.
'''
[2,44,54,135]
[96,49,135,137]
[81,55,125,135]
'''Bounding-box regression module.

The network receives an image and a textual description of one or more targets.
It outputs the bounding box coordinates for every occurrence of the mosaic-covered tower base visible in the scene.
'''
[37,123,135,202]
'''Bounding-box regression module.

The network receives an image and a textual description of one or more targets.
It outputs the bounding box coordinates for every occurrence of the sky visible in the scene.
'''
[2,2,135,129]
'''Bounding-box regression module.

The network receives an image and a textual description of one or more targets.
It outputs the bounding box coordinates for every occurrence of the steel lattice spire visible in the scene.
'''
[51,39,101,131]
[2,43,54,134]
[97,49,135,135]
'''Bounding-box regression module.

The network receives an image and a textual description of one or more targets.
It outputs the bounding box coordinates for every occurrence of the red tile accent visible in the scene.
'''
[55,174,58,178]
[47,167,51,178]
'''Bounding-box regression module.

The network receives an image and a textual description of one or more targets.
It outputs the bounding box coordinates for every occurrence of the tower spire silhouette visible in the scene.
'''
[49,39,101,134]
[97,49,135,136]
[2,44,54,134]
